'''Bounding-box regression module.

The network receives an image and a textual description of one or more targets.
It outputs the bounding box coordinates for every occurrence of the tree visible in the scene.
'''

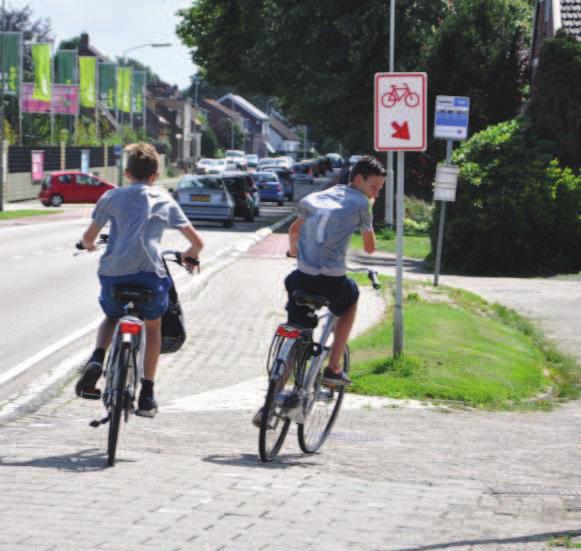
[529,30,581,169]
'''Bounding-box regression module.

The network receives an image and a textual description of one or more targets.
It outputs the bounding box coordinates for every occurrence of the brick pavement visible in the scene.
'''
[0,237,579,550]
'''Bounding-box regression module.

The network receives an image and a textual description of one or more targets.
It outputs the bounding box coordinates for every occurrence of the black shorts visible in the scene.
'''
[285,269,359,329]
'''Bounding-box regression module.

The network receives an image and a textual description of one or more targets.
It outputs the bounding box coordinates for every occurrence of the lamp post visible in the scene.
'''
[386,0,395,228]
[0,0,6,212]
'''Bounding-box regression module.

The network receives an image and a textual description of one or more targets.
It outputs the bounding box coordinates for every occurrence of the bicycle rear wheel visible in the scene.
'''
[259,342,301,462]
[107,342,130,467]
[298,345,349,454]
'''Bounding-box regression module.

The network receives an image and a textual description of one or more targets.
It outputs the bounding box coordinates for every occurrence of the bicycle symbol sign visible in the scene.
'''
[374,72,427,152]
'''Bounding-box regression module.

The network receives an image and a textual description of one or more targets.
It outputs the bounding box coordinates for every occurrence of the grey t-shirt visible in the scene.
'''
[296,184,373,276]
[92,183,190,278]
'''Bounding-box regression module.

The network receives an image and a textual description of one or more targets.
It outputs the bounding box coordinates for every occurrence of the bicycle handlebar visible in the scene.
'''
[346,266,381,290]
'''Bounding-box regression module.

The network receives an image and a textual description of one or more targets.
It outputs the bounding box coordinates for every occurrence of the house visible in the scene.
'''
[217,94,269,156]
[267,115,301,158]
[202,98,244,150]
[531,0,581,71]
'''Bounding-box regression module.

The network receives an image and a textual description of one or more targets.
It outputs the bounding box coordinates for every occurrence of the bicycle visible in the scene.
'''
[258,267,381,462]
[75,235,199,466]
[381,83,420,109]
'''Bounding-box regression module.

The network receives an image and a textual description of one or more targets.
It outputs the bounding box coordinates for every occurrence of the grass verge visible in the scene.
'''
[0,209,62,220]
[351,232,430,260]
[347,275,580,410]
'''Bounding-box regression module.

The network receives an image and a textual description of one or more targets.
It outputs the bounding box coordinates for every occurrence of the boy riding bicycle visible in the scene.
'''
[75,143,204,417]
[285,155,385,386]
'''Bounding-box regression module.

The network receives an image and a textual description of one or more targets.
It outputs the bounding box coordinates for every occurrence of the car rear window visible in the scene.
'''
[57,175,72,183]
[178,177,223,190]
[255,174,277,183]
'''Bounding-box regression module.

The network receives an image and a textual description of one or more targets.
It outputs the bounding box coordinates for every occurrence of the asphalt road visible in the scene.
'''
[0,182,313,381]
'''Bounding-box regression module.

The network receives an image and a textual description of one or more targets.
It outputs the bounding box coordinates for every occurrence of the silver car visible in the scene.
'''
[173,175,235,228]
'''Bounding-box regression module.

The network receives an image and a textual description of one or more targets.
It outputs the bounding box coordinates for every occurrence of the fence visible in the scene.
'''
[4,143,166,202]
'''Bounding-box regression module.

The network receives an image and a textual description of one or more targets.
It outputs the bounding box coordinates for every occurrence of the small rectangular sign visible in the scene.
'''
[31,150,44,181]
[374,72,427,151]
[434,96,470,140]
[434,163,459,202]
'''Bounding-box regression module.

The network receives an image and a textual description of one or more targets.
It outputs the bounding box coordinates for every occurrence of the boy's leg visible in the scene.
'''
[136,317,161,417]
[327,301,357,372]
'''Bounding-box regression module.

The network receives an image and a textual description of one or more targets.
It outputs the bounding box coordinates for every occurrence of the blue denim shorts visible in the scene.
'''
[99,272,172,321]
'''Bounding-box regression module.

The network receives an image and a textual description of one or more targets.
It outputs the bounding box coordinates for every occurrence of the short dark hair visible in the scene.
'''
[125,143,159,181]
[349,155,386,183]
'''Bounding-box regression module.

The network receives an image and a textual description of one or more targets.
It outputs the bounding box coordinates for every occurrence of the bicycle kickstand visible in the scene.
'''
[89,413,110,428]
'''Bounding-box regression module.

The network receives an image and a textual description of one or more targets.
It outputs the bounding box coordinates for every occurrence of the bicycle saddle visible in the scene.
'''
[112,285,154,304]
[292,290,329,310]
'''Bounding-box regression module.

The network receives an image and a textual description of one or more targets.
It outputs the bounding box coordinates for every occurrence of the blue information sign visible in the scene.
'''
[434,96,470,140]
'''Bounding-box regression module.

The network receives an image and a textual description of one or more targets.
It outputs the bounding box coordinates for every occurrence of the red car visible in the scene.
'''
[38,171,116,207]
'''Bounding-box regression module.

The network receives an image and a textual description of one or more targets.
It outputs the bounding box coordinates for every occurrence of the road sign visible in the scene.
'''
[434,163,459,202]
[434,96,470,140]
[374,72,427,152]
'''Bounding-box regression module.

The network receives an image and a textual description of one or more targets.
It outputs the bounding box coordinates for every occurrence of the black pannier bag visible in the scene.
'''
[160,265,186,354]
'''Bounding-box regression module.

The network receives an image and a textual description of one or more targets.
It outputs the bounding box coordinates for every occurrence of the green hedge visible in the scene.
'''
[432,117,581,275]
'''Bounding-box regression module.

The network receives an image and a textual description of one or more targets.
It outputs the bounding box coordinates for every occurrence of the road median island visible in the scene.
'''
[347,273,580,410]
[0,209,63,220]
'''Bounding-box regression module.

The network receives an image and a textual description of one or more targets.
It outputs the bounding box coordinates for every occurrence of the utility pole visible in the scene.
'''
[0,0,6,212]
[385,0,395,227]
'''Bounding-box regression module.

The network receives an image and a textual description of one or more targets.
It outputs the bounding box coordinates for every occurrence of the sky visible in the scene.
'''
[14,0,197,90]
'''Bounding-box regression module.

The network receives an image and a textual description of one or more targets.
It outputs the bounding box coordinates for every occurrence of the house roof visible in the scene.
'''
[218,94,268,121]
[560,0,581,40]
[202,98,242,120]
[269,115,300,142]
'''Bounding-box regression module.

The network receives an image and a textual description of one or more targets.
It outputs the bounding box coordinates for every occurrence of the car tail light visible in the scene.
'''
[119,322,142,335]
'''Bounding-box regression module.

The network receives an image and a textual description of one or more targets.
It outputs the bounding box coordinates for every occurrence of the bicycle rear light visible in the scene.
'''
[276,325,301,339]
[119,322,142,335]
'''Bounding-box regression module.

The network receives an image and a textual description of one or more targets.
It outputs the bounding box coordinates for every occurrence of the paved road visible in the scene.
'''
[0,182,312,380]
[0,237,578,551]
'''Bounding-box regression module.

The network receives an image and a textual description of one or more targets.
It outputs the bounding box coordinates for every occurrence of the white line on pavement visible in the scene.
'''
[12,255,23,260]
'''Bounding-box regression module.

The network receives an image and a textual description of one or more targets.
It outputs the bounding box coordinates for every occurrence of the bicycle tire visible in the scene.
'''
[381,91,397,108]
[107,342,130,467]
[298,345,349,454]
[258,341,300,462]
[405,92,420,107]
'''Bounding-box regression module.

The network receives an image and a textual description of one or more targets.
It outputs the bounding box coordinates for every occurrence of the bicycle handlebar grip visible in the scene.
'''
[369,271,381,290]
[185,257,200,267]
[99,233,109,243]
[75,241,85,251]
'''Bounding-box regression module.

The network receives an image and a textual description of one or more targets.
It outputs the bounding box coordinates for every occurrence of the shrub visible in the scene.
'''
[433,117,581,275]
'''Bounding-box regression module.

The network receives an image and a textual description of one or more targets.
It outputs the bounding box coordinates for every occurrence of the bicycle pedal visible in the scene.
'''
[89,414,110,428]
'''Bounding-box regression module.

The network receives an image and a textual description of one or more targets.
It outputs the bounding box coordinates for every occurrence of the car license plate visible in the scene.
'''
[191,194,210,202]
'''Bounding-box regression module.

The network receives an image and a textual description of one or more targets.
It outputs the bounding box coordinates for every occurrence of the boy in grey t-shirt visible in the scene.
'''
[75,144,204,417]
[286,156,385,387]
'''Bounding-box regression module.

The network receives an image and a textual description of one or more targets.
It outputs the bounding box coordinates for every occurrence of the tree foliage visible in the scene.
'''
[529,30,581,169]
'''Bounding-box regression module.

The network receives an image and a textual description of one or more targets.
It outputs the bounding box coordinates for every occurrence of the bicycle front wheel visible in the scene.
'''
[107,342,130,467]
[298,345,349,454]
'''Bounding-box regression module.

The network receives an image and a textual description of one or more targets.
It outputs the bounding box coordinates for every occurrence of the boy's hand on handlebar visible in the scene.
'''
[180,253,200,274]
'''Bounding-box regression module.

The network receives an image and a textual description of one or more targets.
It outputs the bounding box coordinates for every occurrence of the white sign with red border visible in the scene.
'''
[374,72,427,152]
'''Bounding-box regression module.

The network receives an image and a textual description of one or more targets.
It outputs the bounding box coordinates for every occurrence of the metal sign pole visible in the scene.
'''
[385,0,395,227]
[433,139,453,287]
[393,150,405,357]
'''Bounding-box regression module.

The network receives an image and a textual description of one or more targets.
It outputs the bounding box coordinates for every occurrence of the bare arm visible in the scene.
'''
[179,224,204,261]
[288,217,305,257]
[81,221,102,251]
[361,229,376,254]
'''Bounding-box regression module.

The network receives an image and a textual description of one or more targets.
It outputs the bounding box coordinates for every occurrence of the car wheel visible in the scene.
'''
[50,194,64,207]
[222,219,234,228]
[277,201,284,207]
[41,201,50,207]
[254,207,260,217]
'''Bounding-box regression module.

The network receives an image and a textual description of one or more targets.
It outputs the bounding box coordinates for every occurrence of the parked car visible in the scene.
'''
[326,153,345,170]
[38,171,115,207]
[245,154,259,169]
[196,158,228,174]
[291,161,314,185]
[251,172,285,206]
[348,154,363,166]
[221,171,259,222]
[172,175,234,228]
[225,150,248,170]
[260,166,294,201]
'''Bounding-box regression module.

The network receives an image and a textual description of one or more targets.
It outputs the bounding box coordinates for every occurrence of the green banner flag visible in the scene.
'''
[31,43,51,102]
[116,67,131,113]
[79,56,97,108]
[54,50,76,84]
[131,71,146,113]
[98,63,116,110]
[0,32,21,96]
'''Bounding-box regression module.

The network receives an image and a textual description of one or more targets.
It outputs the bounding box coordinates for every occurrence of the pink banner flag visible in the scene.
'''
[31,150,45,180]
[21,83,79,114]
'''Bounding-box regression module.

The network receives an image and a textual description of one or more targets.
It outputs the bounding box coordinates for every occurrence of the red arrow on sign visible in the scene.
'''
[391,121,410,140]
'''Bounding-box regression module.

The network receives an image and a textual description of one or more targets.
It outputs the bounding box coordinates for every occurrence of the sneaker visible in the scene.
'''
[321,367,352,388]
[135,393,158,418]
[252,407,264,428]
[75,360,103,400]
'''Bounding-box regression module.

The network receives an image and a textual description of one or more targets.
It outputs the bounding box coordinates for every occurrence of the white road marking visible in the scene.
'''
[12,255,23,260]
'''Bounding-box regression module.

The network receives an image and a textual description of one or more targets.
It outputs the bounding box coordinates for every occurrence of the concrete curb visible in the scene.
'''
[0,212,296,424]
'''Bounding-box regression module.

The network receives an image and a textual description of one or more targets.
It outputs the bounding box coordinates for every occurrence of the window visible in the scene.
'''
[90,177,102,186]
[57,175,72,184]
[76,174,92,185]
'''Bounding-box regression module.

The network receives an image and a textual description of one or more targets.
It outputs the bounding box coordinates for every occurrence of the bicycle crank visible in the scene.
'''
[89,413,110,428]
